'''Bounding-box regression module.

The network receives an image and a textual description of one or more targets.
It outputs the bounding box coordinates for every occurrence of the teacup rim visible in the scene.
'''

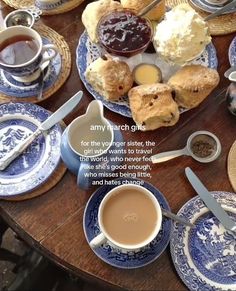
[97,183,162,251]
[0,26,42,68]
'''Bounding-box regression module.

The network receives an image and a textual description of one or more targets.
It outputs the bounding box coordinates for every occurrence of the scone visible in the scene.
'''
[120,0,165,21]
[85,56,133,101]
[128,84,180,131]
[168,65,220,109]
[82,0,122,43]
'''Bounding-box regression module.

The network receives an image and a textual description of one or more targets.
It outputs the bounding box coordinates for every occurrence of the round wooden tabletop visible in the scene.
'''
[0,1,235,290]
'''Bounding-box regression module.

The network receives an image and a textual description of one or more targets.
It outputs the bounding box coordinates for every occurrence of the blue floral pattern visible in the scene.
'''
[76,31,218,118]
[0,102,62,197]
[83,178,172,269]
[0,37,61,98]
[229,37,236,66]
[170,191,236,291]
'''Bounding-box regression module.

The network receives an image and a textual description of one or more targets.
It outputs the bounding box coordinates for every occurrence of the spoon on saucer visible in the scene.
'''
[151,131,221,164]
[162,208,195,228]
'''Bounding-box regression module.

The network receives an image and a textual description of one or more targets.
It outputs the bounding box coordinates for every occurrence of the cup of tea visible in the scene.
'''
[0,26,58,82]
[89,184,162,251]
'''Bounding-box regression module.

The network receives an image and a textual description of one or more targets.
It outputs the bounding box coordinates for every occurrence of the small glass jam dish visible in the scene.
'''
[97,9,153,58]
[151,130,221,164]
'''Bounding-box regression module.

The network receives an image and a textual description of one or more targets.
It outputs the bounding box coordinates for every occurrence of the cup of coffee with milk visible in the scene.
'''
[89,184,162,252]
[0,26,58,82]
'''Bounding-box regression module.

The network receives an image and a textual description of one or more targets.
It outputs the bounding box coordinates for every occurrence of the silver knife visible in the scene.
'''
[185,167,236,232]
[0,91,83,171]
[204,0,236,21]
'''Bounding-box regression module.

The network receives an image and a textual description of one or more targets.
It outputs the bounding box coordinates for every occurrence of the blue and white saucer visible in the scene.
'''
[170,191,236,291]
[0,37,61,99]
[76,31,218,118]
[0,102,62,197]
[190,0,236,14]
[83,178,172,269]
[229,36,236,66]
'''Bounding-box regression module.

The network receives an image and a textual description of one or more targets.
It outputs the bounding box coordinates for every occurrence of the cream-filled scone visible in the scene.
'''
[168,65,220,109]
[82,0,122,43]
[153,4,211,64]
[128,84,179,131]
[85,56,133,101]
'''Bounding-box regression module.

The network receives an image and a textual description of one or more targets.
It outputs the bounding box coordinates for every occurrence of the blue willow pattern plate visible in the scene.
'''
[76,31,218,118]
[0,37,61,98]
[0,102,62,197]
[170,191,236,291]
[229,37,236,66]
[83,178,172,269]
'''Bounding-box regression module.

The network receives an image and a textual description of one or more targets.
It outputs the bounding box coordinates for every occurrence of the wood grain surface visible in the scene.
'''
[0,1,235,290]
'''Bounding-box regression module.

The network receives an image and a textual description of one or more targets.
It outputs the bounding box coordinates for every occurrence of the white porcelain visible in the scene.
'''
[89,184,162,251]
[0,26,58,82]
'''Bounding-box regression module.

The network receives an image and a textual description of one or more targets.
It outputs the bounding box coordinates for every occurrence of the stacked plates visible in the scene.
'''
[190,0,236,14]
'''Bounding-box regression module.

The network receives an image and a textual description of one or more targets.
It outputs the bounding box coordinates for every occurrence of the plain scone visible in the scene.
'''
[85,56,133,101]
[128,84,180,131]
[120,0,165,21]
[168,65,220,109]
[82,0,122,43]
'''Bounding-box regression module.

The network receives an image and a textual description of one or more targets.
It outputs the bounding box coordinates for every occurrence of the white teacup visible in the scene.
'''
[0,26,58,82]
[89,184,162,251]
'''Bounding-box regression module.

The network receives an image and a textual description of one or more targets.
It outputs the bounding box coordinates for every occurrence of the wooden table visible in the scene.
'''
[0,1,235,290]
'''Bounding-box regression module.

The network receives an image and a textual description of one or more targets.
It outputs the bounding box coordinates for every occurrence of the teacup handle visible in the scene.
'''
[89,233,107,249]
[41,44,58,64]
[77,161,92,190]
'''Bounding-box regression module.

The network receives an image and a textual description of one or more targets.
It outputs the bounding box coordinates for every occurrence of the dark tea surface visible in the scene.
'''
[0,35,38,65]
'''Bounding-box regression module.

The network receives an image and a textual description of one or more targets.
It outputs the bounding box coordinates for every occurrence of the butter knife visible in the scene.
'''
[204,0,236,21]
[0,91,83,171]
[185,167,236,233]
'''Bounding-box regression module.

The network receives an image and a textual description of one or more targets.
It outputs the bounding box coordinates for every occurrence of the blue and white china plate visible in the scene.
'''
[190,0,236,14]
[76,31,218,118]
[83,178,172,269]
[0,102,62,197]
[170,191,236,291]
[0,37,61,99]
[229,36,236,66]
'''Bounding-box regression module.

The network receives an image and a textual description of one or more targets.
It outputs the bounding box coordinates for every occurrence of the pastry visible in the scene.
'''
[81,0,122,43]
[128,83,179,131]
[168,65,220,109]
[120,0,166,21]
[85,56,133,101]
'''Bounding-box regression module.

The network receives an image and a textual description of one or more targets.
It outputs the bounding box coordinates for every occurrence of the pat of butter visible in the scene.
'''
[133,64,162,85]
